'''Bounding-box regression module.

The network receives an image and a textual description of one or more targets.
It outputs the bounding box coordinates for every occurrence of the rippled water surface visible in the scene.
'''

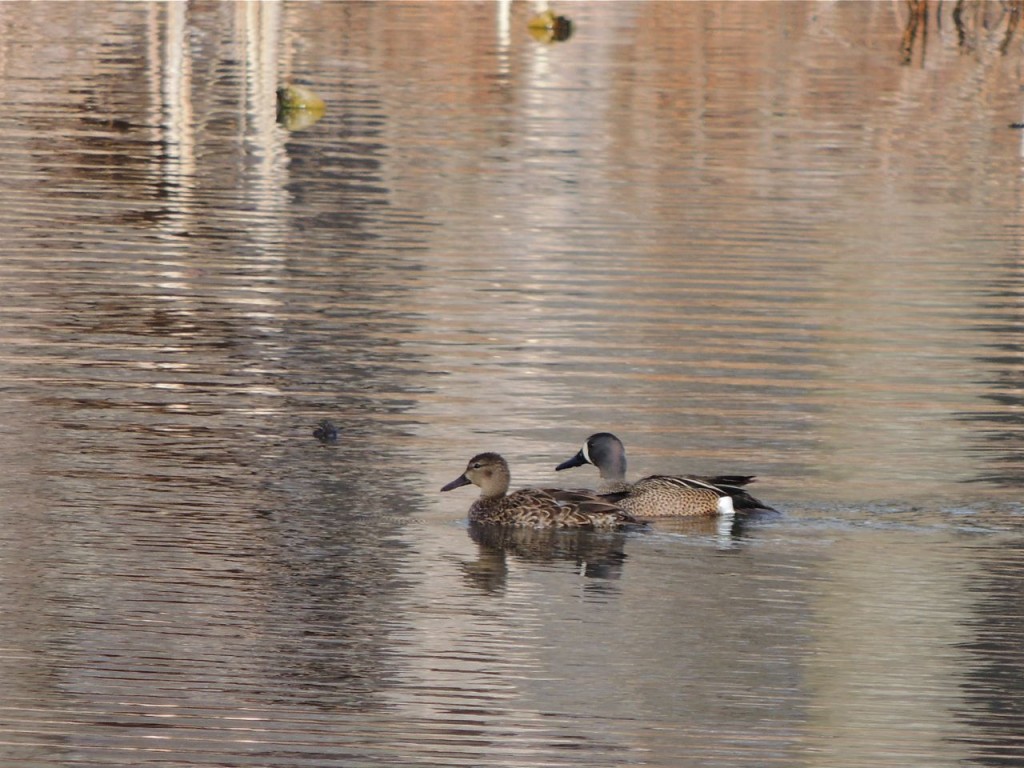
[2,1,1024,765]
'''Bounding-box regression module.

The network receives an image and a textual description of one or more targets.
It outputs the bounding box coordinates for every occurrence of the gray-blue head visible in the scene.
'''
[555,432,628,481]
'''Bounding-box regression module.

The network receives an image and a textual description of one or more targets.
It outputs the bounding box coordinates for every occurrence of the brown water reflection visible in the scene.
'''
[2,1,1024,766]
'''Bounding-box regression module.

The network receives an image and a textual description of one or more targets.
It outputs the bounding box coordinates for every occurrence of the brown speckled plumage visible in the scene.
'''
[611,475,732,518]
[442,452,640,529]
[555,433,776,518]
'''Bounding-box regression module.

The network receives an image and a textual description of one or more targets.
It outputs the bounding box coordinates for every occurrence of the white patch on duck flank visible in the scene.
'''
[716,495,735,517]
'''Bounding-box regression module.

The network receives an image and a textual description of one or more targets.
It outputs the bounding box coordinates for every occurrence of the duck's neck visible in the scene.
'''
[477,471,510,500]
[599,454,627,482]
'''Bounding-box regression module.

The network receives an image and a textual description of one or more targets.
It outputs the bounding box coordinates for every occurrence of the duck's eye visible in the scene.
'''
[471,462,482,469]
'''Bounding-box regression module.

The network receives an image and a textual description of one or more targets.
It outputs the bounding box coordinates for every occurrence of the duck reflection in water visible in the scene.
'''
[460,524,630,594]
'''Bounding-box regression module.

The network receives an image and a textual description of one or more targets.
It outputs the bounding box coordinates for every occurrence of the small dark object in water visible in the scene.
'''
[313,419,339,443]
[276,85,326,131]
[276,85,325,112]
[550,14,572,41]
[527,10,573,43]
[1011,122,1024,129]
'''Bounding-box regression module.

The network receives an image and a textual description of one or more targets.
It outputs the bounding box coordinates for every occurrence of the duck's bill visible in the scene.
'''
[555,450,588,471]
[441,474,472,492]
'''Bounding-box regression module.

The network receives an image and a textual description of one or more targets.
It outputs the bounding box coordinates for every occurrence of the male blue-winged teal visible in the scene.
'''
[441,452,641,529]
[555,432,777,518]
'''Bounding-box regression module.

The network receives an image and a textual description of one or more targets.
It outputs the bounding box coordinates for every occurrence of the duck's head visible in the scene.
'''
[555,432,627,480]
[441,452,511,498]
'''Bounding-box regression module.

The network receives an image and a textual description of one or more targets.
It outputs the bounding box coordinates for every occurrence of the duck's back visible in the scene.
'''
[471,488,636,528]
[468,489,560,526]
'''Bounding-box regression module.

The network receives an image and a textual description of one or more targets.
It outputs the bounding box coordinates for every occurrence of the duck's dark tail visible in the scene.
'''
[722,486,780,515]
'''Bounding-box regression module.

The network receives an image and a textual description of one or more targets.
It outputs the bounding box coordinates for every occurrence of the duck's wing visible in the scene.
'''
[656,474,777,513]
[535,488,642,528]
[637,475,728,494]
[571,495,644,528]
[699,474,756,487]
[494,488,564,527]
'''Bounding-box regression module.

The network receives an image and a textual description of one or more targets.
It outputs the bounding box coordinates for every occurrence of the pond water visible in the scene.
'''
[2,1,1024,766]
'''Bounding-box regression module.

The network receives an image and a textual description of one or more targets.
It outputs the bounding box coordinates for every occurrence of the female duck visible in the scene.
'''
[555,432,776,518]
[442,452,639,529]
